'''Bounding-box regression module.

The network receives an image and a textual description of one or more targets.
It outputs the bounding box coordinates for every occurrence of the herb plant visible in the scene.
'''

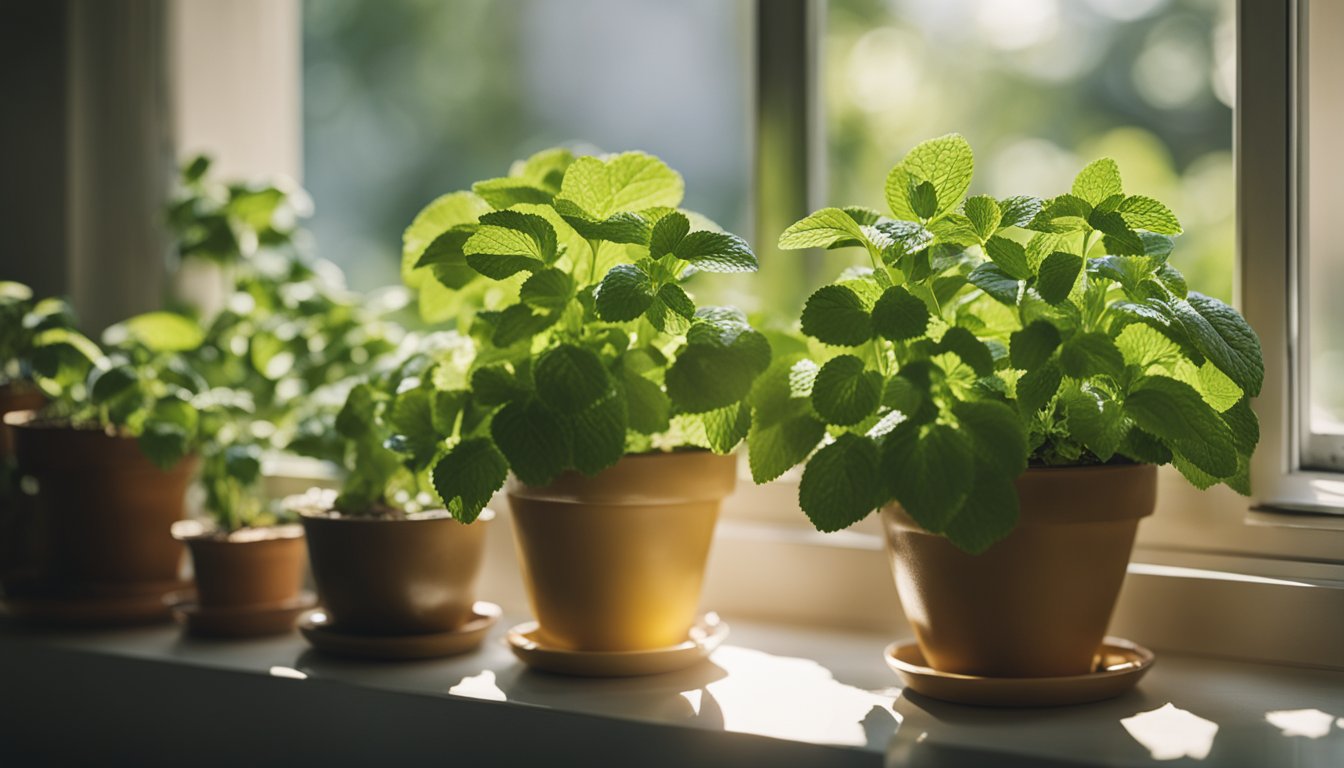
[766,134,1262,553]
[0,282,84,390]
[401,149,771,522]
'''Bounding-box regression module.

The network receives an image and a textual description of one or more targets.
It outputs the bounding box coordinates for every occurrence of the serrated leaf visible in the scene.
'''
[1173,293,1264,398]
[1036,251,1082,304]
[908,180,938,219]
[998,196,1043,228]
[1027,194,1092,233]
[984,236,1031,280]
[938,327,994,377]
[520,268,574,311]
[952,399,1027,477]
[463,210,557,277]
[432,438,508,523]
[594,263,655,322]
[778,207,869,250]
[1059,332,1125,379]
[871,285,929,341]
[402,192,492,287]
[885,134,975,220]
[534,344,612,412]
[1119,195,1182,235]
[562,391,627,475]
[675,231,758,273]
[666,312,771,414]
[799,434,884,532]
[649,210,690,257]
[491,304,556,347]
[800,285,871,346]
[1017,358,1062,414]
[701,401,751,454]
[470,365,528,406]
[747,357,827,483]
[810,355,882,426]
[472,177,554,209]
[557,208,651,245]
[491,398,572,486]
[941,464,1019,554]
[556,151,684,219]
[1009,321,1061,370]
[1089,210,1145,255]
[387,388,440,468]
[1061,387,1128,462]
[621,365,671,435]
[884,423,973,533]
[964,195,1002,241]
[1071,158,1124,206]
[1126,376,1238,478]
[968,263,1021,305]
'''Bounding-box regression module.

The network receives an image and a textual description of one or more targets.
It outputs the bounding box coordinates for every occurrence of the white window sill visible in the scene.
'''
[2,615,1342,767]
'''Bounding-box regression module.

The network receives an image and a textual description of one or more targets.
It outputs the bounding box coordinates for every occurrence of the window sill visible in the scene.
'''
[2,615,1342,767]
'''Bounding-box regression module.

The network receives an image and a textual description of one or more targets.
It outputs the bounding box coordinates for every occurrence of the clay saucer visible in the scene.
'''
[299,601,501,661]
[506,612,729,677]
[170,590,317,638]
[2,584,188,627]
[884,636,1154,707]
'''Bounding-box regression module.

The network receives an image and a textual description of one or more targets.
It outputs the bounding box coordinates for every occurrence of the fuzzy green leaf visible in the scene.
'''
[1071,158,1123,206]
[778,207,869,250]
[1017,358,1063,414]
[1036,251,1082,304]
[534,344,612,412]
[594,264,655,322]
[871,285,929,341]
[884,423,973,533]
[747,357,827,483]
[1119,195,1182,235]
[556,151,684,219]
[964,195,1002,241]
[432,437,508,523]
[520,268,575,312]
[885,134,975,220]
[968,263,1021,305]
[799,434,884,532]
[800,285,871,346]
[490,399,571,486]
[810,355,882,426]
[1125,376,1237,478]
[1059,332,1125,379]
[675,231,758,273]
[984,236,1031,280]
[1009,321,1061,370]
[952,399,1028,478]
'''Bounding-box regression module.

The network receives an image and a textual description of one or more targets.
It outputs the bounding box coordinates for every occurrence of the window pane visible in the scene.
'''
[824,0,1235,300]
[1301,0,1344,470]
[302,0,751,297]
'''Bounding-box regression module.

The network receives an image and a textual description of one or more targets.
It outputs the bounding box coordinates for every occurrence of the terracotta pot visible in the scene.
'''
[507,450,736,652]
[882,464,1156,678]
[301,508,490,635]
[1,386,46,590]
[173,521,307,609]
[6,412,197,592]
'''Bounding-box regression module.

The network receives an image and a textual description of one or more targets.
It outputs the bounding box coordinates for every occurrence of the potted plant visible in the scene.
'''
[0,284,79,592]
[403,148,767,668]
[5,310,207,623]
[293,336,496,661]
[769,135,1261,701]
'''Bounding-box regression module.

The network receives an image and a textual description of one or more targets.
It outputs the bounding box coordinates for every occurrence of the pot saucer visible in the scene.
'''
[298,601,501,661]
[170,590,317,638]
[885,636,1154,707]
[1,585,187,627]
[506,612,729,677]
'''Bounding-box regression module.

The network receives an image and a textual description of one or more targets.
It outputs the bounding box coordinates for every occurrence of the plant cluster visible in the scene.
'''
[0,282,84,390]
[764,134,1261,552]
[400,149,771,521]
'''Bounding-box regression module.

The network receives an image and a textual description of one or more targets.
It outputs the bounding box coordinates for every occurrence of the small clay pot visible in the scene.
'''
[507,450,736,652]
[301,507,490,635]
[173,521,307,609]
[6,412,197,592]
[882,463,1157,678]
[0,386,46,590]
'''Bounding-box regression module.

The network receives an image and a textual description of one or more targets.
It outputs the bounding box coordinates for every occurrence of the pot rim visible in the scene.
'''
[298,507,496,525]
[172,519,306,543]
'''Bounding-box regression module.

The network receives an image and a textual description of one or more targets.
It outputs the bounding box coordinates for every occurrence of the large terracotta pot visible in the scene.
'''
[7,412,197,592]
[0,386,46,590]
[507,450,736,652]
[174,522,307,609]
[882,463,1157,678]
[301,508,490,635]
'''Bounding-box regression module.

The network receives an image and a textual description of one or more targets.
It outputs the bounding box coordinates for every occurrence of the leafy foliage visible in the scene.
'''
[771,134,1263,553]
[402,149,769,522]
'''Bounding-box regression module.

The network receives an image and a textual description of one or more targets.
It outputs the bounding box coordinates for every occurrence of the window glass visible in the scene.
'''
[824,0,1235,300]
[302,0,751,296]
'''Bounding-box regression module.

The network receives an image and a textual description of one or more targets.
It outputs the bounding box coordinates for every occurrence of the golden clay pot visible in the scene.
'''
[173,522,307,609]
[882,463,1156,678]
[7,412,197,592]
[507,450,736,652]
[301,509,490,635]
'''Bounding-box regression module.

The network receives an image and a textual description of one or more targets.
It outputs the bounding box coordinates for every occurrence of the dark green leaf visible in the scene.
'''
[909,180,938,219]
[984,236,1031,279]
[649,210,690,257]
[747,357,827,483]
[1017,358,1063,414]
[942,464,1020,554]
[1009,321,1061,370]
[491,399,572,486]
[534,344,612,412]
[1036,251,1083,304]
[1125,376,1237,478]
[968,263,1021,305]
[871,286,929,341]
[884,423,973,533]
[998,196,1043,228]
[595,264,655,322]
[675,231,758,273]
[520,268,575,312]
[1059,332,1125,379]
[939,327,994,377]
[810,355,882,426]
[799,434,884,532]
[432,438,508,523]
[952,399,1028,477]
[800,285,871,346]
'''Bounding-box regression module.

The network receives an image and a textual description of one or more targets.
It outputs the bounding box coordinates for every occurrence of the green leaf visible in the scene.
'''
[968,263,1021,305]
[1119,195,1182,235]
[800,285,871,346]
[463,210,557,277]
[952,399,1028,477]
[562,391,627,475]
[871,285,929,341]
[1061,387,1129,462]
[747,357,827,483]
[472,177,554,209]
[595,264,655,322]
[432,438,508,523]
[413,227,478,289]
[665,311,771,414]
[778,207,869,250]
[938,327,994,377]
[1091,255,1154,291]
[701,402,751,454]
[984,236,1031,279]
[557,208,651,245]
[1088,211,1146,256]
[1174,293,1264,398]
[520,268,575,312]
[964,195,1002,241]
[1223,397,1260,455]
[1125,376,1237,478]
[810,355,882,426]
[998,196,1043,228]
[534,344,612,412]
[942,465,1020,554]
[1059,332,1125,379]
[1009,321,1061,370]
[621,365,671,435]
[1071,158,1123,206]
[799,434,884,532]
[470,365,528,406]
[649,210,690,257]
[387,388,441,467]
[1027,194,1093,233]
[1017,358,1063,414]
[89,365,138,405]
[1036,251,1083,304]
[884,423,973,533]
[121,312,204,352]
[402,192,491,320]
[885,134,975,220]
[675,231,758,273]
[908,180,938,220]
[555,151,684,219]
[138,424,191,470]
[490,399,571,486]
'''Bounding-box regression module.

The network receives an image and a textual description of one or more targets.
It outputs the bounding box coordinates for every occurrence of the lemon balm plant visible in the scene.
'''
[403,149,769,661]
[770,135,1263,687]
